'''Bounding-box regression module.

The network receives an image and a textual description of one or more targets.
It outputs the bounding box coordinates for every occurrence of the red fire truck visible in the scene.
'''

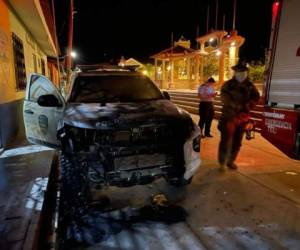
[262,0,300,159]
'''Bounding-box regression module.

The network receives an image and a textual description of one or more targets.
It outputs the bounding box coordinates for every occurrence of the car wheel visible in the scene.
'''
[58,153,91,247]
[60,153,91,210]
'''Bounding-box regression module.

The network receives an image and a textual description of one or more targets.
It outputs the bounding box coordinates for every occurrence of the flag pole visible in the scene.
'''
[206,5,210,33]
[233,0,237,30]
[215,0,219,30]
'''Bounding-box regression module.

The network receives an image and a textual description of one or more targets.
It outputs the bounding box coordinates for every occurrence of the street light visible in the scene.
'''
[59,51,77,61]
[70,51,77,58]
[157,66,162,74]
[59,50,78,68]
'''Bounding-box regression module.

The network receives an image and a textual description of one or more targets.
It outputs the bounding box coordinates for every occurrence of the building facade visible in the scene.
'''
[152,31,245,90]
[0,0,59,149]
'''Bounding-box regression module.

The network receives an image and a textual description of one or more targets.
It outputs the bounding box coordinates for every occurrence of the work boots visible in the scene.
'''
[218,162,238,172]
[227,162,238,170]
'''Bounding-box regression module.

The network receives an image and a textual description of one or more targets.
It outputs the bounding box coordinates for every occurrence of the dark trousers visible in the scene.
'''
[198,102,214,136]
[218,118,245,165]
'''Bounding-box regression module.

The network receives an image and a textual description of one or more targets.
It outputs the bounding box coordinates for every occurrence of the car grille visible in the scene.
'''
[66,124,186,173]
[114,153,167,170]
[95,125,173,145]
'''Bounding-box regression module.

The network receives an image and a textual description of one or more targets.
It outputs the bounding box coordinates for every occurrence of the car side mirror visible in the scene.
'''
[37,94,62,107]
[162,91,171,100]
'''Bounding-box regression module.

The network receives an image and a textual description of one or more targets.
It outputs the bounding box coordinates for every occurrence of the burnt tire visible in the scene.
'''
[60,153,91,213]
[58,153,91,249]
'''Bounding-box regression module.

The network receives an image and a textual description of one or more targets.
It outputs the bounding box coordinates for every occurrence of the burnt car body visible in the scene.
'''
[23,67,201,187]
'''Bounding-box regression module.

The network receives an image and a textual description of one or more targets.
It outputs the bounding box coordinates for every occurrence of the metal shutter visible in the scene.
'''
[269,0,300,106]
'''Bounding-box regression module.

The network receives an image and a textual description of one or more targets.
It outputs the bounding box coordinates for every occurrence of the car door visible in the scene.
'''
[23,74,65,148]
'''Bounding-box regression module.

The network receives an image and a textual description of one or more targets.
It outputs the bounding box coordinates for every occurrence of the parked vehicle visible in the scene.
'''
[23,66,201,191]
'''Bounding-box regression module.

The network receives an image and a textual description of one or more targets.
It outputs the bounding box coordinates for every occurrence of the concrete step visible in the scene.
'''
[172,100,223,111]
[173,100,262,117]
[171,96,223,105]
[170,95,199,103]
[169,90,264,132]
[176,104,198,115]
[170,93,222,101]
[173,100,199,108]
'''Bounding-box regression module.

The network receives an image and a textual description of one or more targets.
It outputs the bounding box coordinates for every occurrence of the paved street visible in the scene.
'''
[0,145,55,250]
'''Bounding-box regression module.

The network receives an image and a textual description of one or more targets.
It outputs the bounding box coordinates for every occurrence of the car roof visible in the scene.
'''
[67,66,159,101]
[77,71,144,77]
[74,64,144,77]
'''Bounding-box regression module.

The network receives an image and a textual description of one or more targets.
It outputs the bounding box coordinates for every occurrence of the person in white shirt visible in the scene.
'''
[197,77,216,138]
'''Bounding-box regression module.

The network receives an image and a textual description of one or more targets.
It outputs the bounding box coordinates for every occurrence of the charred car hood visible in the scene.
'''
[63,100,191,129]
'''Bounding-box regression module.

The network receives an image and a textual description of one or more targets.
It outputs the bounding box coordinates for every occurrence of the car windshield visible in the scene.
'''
[69,75,163,103]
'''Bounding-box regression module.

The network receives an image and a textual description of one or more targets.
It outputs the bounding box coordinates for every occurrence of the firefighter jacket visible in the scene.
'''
[220,78,260,121]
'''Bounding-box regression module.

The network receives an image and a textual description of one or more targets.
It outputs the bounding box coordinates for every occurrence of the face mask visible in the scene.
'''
[234,72,248,82]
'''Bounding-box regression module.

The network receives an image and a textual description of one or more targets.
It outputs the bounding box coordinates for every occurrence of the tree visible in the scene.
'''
[248,61,265,83]
[203,55,219,79]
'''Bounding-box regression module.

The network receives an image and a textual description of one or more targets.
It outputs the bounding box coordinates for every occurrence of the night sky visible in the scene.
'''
[54,0,274,64]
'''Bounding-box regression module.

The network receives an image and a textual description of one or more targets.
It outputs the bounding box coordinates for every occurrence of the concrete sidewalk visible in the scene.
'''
[0,144,55,250]
[192,116,300,205]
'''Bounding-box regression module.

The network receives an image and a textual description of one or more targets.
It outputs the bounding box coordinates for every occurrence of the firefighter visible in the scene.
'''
[197,77,216,138]
[218,63,260,171]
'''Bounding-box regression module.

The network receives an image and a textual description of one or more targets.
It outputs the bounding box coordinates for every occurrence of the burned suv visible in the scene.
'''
[23,66,201,188]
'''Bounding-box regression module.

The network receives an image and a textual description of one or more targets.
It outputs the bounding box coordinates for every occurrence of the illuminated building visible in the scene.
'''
[151,31,244,90]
